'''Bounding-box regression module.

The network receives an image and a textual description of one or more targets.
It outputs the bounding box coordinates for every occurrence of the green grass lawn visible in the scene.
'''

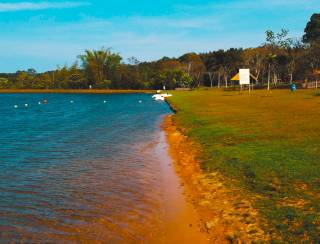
[168,89,320,243]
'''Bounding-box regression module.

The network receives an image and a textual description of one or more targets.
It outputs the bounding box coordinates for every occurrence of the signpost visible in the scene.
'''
[239,69,251,92]
[239,69,250,85]
[231,69,255,92]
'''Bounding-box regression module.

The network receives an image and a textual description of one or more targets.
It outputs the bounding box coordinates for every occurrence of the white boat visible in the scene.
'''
[152,94,165,101]
[152,93,172,101]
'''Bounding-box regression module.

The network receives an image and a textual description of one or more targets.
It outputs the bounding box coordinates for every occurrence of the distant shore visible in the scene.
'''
[0,89,155,94]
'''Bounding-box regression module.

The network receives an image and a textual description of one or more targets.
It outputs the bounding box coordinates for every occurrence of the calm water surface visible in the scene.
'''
[0,93,174,243]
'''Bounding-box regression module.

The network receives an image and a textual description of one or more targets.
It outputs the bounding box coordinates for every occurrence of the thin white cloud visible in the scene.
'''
[175,0,320,12]
[0,1,89,12]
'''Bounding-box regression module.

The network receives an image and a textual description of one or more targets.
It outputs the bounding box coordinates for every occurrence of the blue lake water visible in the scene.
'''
[0,93,173,243]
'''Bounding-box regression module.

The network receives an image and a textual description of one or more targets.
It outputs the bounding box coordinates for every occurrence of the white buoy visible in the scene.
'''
[14,105,18,108]
[38,102,41,105]
[103,100,107,103]
[139,100,142,103]
[25,104,28,107]
[70,100,74,104]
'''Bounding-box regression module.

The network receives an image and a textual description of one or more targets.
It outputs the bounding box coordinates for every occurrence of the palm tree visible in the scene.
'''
[79,48,114,87]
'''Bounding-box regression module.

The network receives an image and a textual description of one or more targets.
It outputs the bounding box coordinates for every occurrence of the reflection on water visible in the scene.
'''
[0,93,173,243]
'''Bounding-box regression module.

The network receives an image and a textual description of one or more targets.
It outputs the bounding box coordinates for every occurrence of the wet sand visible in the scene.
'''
[162,115,268,243]
[155,131,209,244]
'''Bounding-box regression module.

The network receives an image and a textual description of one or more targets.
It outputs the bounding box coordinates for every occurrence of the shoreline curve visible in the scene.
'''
[162,114,269,243]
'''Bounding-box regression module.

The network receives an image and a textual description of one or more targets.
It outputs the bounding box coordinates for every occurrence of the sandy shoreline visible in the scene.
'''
[153,130,210,244]
[0,89,154,94]
[162,115,269,243]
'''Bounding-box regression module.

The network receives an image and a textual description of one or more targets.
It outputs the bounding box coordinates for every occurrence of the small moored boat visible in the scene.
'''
[152,93,172,101]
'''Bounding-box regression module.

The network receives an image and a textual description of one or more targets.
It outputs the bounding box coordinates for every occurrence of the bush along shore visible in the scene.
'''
[166,89,320,243]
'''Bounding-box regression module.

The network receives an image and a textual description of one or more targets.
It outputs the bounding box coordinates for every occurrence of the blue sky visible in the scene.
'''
[0,0,319,72]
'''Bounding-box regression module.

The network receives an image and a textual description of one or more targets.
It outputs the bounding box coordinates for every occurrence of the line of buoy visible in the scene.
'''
[12,99,146,109]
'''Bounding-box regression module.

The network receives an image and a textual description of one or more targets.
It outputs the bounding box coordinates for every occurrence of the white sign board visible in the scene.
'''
[239,69,250,85]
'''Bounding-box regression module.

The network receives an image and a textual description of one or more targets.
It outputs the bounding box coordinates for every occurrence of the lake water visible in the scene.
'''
[0,93,180,243]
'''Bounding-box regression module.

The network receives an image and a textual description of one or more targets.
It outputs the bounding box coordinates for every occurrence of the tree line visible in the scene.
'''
[1,14,320,90]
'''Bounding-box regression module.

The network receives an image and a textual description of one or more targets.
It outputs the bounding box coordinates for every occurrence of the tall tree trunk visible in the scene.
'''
[187,63,191,76]
[267,64,271,91]
[273,72,277,85]
[196,72,201,87]
[218,72,221,88]
[256,70,260,84]
[289,73,293,84]
[208,72,214,88]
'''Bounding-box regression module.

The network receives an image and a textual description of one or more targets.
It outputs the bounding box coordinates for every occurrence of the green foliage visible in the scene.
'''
[154,69,193,89]
[303,13,320,44]
[179,52,206,87]
[96,80,112,89]
[78,47,121,87]
[266,29,293,49]
[0,78,11,88]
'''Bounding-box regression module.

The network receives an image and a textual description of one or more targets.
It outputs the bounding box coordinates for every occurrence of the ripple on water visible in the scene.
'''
[0,93,173,243]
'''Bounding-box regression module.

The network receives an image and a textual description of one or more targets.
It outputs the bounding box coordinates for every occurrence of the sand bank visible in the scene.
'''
[154,130,210,244]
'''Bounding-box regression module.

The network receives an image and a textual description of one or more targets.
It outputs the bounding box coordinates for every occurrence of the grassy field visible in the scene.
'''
[168,89,320,243]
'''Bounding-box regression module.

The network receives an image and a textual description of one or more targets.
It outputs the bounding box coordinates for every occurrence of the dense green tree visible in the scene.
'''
[303,14,320,76]
[303,14,320,44]
[0,78,11,88]
[79,48,121,88]
[153,68,192,89]
[179,53,205,87]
